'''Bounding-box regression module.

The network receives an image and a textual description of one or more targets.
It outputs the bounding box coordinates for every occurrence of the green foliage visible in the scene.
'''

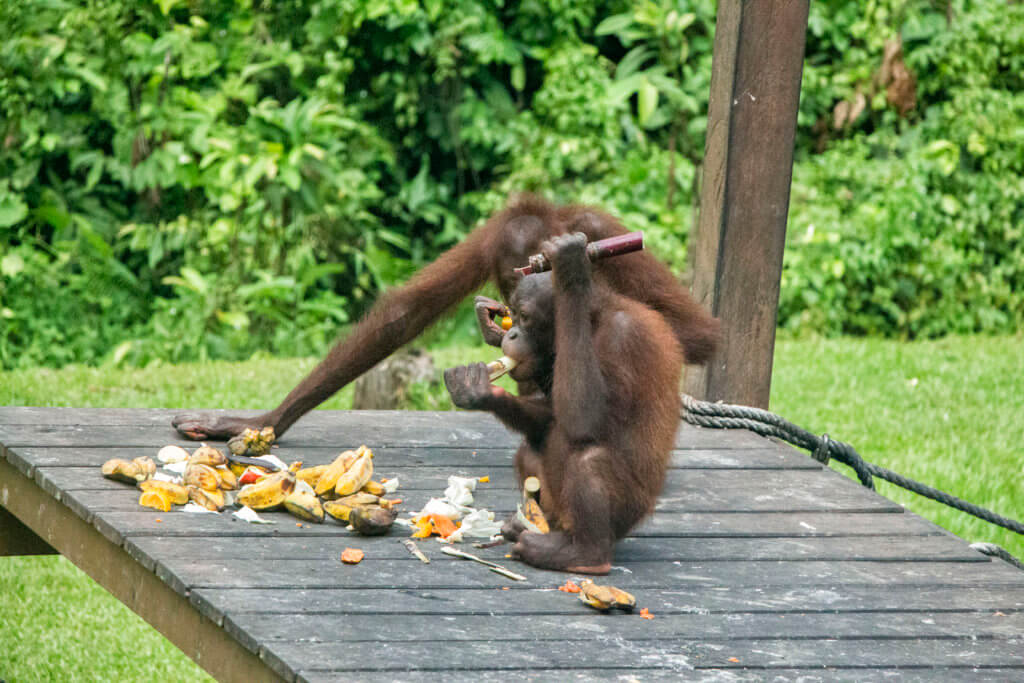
[1,1,1023,368]
[0,0,703,369]
[782,1,1024,337]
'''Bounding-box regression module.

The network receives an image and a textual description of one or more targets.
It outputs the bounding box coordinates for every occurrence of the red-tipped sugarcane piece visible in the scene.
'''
[487,356,518,381]
[514,231,644,277]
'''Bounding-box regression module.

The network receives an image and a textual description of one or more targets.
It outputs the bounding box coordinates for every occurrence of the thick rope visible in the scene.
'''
[680,394,1024,538]
[971,543,1024,571]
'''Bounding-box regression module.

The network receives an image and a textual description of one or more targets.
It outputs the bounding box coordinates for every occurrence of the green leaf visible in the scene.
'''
[606,74,644,105]
[217,310,250,330]
[616,47,653,81]
[511,62,525,92]
[65,66,108,92]
[595,13,633,36]
[0,194,28,227]
[637,78,658,126]
[109,340,134,366]
[1,253,26,278]
[923,140,960,177]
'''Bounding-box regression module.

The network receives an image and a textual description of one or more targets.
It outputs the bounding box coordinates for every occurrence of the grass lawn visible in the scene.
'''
[1,335,1022,680]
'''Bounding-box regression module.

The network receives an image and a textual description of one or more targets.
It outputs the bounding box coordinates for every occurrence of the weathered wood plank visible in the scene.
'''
[0,415,769,449]
[193,584,1024,619]
[126,534,986,566]
[0,407,749,444]
[153,556,1024,593]
[8,407,1022,679]
[228,610,1024,648]
[298,668,1024,683]
[7,445,820,471]
[0,457,282,682]
[33,467,900,516]
[81,508,943,541]
[264,637,1024,675]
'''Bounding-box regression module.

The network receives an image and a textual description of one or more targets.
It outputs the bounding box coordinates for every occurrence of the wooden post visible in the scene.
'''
[685,0,809,408]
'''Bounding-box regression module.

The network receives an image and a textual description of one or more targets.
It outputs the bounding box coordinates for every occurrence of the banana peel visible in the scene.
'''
[314,450,360,496]
[216,466,238,490]
[189,445,227,468]
[578,579,636,612]
[335,452,373,497]
[323,500,357,523]
[361,480,385,496]
[236,466,296,511]
[184,463,221,491]
[336,492,380,507]
[284,488,325,523]
[297,464,328,489]
[188,486,226,512]
[102,457,156,484]
[349,506,396,536]
[227,426,275,456]
[516,498,550,534]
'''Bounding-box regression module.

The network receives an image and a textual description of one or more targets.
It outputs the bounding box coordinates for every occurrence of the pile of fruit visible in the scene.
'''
[100,442,402,534]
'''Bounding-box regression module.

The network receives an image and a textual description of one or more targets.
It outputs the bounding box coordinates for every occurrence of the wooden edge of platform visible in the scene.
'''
[0,456,286,683]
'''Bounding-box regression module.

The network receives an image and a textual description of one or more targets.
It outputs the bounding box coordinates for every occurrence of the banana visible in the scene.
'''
[283,488,325,523]
[236,468,296,510]
[189,486,225,512]
[323,500,356,523]
[184,463,221,491]
[519,498,550,533]
[102,457,156,484]
[297,464,328,489]
[361,480,386,496]
[138,480,189,505]
[314,450,360,496]
[349,506,396,536]
[578,580,636,611]
[216,466,238,490]
[334,452,373,497]
[336,492,380,507]
[189,445,227,468]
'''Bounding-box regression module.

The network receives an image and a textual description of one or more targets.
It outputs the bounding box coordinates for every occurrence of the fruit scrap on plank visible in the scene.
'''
[227,426,276,456]
[577,580,636,612]
[99,443,399,528]
[341,548,364,564]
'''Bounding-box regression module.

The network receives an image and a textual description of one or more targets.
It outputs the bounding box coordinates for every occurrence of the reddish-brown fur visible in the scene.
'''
[444,231,687,573]
[172,195,719,445]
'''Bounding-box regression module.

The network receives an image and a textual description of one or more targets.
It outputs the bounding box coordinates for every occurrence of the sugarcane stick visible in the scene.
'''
[514,231,643,277]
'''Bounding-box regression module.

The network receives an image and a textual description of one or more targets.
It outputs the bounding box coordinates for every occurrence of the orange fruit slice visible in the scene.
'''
[139,489,172,512]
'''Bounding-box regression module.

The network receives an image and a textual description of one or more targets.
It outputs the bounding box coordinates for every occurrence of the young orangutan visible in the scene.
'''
[172,196,717,442]
[443,233,684,574]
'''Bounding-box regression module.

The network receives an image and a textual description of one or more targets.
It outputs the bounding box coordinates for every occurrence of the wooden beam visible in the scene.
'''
[0,457,284,682]
[0,505,57,555]
[686,0,809,408]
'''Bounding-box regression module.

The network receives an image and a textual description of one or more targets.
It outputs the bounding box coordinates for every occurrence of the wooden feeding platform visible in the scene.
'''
[2,407,1023,681]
